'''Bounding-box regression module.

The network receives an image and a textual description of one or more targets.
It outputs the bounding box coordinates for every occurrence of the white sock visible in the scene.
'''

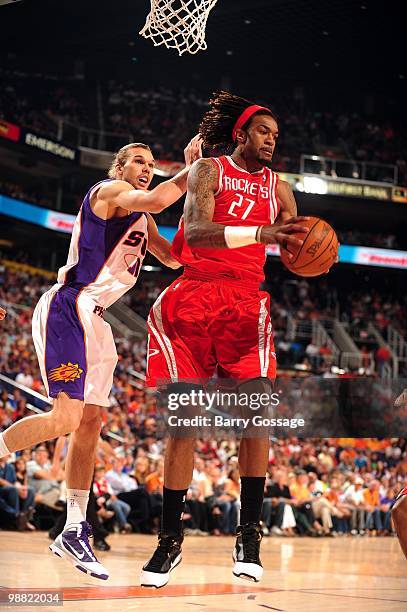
[0,433,11,459]
[65,489,89,529]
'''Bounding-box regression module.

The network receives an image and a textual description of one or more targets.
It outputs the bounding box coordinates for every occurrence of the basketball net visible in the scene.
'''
[139,0,218,56]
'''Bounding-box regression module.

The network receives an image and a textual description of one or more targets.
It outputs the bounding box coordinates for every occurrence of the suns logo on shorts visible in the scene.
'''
[48,362,84,383]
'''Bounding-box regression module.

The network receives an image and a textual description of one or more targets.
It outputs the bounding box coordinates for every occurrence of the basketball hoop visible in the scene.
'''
[139,0,218,56]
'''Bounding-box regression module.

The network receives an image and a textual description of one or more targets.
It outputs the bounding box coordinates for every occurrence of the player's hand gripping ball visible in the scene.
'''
[280,216,339,277]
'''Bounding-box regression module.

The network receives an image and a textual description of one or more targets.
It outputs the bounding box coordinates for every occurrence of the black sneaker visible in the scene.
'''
[232,522,263,582]
[16,512,29,531]
[94,538,111,552]
[140,532,183,588]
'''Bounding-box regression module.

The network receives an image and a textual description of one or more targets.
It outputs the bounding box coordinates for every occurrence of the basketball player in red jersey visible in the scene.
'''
[392,388,407,560]
[140,91,311,587]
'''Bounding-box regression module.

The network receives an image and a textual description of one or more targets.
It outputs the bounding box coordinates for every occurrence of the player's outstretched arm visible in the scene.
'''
[146,214,181,269]
[103,135,202,214]
[184,159,310,250]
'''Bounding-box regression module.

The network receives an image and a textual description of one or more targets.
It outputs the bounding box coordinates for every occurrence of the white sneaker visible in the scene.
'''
[49,521,109,580]
[232,522,263,583]
[271,525,284,536]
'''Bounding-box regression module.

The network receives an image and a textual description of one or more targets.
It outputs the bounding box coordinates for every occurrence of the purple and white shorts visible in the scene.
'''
[32,284,117,406]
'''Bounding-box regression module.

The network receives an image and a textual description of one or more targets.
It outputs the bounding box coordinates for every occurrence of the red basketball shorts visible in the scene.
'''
[146,276,276,387]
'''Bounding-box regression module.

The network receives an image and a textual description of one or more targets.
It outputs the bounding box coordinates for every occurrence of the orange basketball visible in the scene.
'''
[279,216,339,277]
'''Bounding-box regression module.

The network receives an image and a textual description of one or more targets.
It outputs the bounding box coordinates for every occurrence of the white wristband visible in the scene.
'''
[224,225,260,248]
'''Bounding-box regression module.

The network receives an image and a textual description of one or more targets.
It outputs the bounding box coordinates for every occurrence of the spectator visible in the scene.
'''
[360,346,373,370]
[0,455,35,529]
[133,456,151,486]
[380,486,396,534]
[105,456,151,533]
[325,477,351,534]
[15,365,34,389]
[375,346,392,377]
[342,476,366,535]
[219,467,241,535]
[354,451,369,471]
[305,342,320,370]
[290,471,323,535]
[93,465,132,534]
[309,479,337,535]
[26,440,65,510]
[203,465,233,536]
[264,470,296,536]
[363,480,383,534]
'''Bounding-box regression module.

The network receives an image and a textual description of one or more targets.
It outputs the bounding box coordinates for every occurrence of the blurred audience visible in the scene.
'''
[1,69,406,185]
[0,260,405,538]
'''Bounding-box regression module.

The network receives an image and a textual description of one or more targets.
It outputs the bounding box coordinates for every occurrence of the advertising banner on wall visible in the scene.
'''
[1,195,407,270]
[0,196,75,234]
[21,129,78,162]
[0,119,20,143]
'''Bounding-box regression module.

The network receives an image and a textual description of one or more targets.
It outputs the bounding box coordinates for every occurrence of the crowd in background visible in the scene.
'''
[0,260,406,540]
[1,69,406,185]
[1,409,405,539]
[1,262,406,392]
[337,230,398,250]
[0,181,55,210]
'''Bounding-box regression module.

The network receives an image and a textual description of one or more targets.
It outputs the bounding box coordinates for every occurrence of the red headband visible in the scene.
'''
[232,104,271,141]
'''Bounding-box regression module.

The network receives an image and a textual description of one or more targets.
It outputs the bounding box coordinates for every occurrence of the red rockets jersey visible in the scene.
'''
[171,155,280,286]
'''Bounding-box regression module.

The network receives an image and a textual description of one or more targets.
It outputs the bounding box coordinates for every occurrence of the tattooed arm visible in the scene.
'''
[184,159,309,250]
[184,158,228,248]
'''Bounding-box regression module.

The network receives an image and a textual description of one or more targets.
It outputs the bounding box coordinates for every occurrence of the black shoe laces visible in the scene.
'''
[239,524,262,562]
[147,534,180,571]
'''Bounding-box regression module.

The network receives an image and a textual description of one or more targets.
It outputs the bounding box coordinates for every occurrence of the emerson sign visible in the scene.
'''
[23,131,77,161]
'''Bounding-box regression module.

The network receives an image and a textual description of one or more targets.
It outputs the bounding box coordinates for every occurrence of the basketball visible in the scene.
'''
[280,216,339,277]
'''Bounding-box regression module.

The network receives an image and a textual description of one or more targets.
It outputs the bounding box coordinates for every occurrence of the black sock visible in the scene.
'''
[240,476,266,525]
[162,486,188,536]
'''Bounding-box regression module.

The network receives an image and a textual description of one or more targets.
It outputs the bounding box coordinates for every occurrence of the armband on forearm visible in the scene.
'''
[224,225,262,248]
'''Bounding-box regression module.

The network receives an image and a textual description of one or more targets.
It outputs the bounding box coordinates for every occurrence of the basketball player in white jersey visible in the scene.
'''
[0,136,202,580]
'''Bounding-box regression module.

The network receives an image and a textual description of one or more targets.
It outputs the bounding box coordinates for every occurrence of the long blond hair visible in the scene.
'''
[108,142,152,178]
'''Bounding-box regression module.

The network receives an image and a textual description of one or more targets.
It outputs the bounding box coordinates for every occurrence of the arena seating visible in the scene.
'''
[1,70,406,185]
[0,261,405,537]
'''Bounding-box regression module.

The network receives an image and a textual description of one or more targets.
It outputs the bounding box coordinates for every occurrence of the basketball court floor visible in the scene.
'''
[0,532,405,611]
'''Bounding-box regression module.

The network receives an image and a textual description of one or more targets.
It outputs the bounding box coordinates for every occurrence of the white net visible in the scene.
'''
[139,0,218,56]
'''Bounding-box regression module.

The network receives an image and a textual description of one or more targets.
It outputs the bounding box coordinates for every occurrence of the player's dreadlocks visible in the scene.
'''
[199,90,275,153]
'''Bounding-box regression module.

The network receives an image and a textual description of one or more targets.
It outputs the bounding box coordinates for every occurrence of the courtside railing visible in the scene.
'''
[300,154,398,185]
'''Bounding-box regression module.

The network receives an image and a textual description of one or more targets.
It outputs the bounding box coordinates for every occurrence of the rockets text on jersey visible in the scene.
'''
[172,156,280,286]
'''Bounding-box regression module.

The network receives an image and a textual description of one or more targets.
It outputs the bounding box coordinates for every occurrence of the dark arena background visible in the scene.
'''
[0,1,406,610]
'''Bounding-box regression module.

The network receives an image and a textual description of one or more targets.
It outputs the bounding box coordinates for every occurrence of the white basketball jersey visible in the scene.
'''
[57,180,148,307]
